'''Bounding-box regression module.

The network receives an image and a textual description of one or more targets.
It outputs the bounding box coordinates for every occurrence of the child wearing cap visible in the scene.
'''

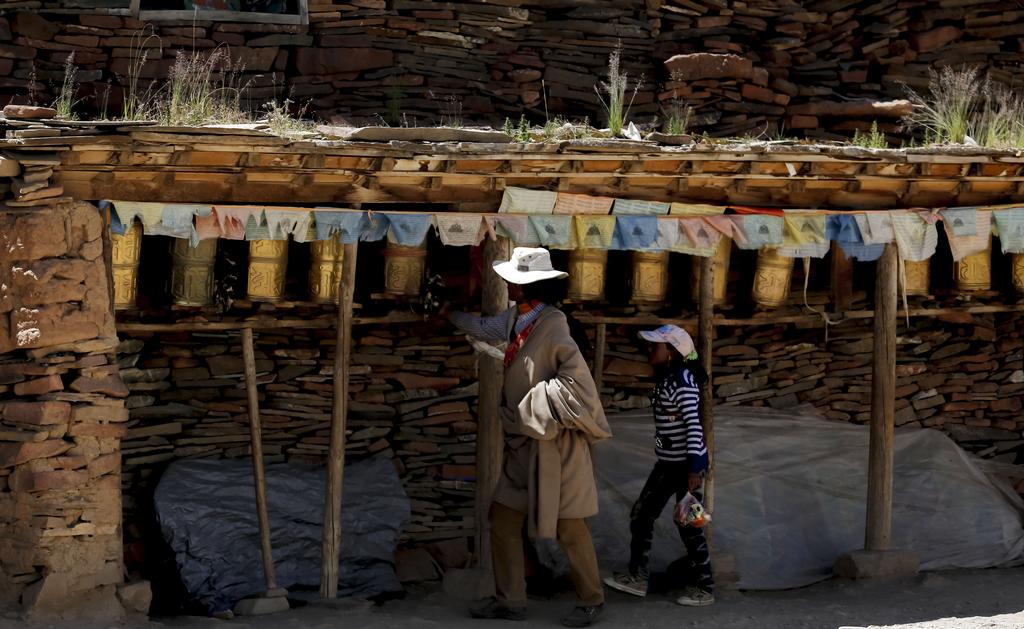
[603,324,715,607]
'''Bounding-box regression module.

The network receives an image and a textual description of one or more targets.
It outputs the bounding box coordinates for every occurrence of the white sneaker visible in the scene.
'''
[603,572,648,597]
[676,586,714,607]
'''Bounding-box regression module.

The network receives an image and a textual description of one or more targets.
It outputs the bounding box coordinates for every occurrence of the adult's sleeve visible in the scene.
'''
[448,309,511,343]
[516,331,611,443]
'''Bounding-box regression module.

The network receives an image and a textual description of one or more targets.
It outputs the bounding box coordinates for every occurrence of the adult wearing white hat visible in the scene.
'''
[448,247,612,627]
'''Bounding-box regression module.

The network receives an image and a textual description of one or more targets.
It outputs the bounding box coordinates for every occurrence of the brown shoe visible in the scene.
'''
[469,597,526,621]
[561,603,604,627]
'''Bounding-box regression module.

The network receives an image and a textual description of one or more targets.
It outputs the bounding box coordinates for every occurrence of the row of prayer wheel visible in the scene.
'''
[110,224,427,309]
[902,238,1022,296]
[568,238,1024,308]
[110,226,1024,310]
[568,239,735,305]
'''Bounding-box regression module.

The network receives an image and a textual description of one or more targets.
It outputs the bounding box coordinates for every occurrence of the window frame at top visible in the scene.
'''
[129,0,309,25]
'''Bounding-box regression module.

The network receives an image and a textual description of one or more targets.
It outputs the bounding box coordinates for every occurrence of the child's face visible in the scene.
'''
[647,342,673,366]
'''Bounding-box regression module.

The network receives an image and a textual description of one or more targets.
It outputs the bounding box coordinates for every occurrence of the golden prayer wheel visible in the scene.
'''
[902,259,930,296]
[247,239,289,302]
[752,248,794,308]
[630,251,669,304]
[1013,254,1024,293]
[954,237,992,292]
[111,221,143,310]
[567,248,608,301]
[308,238,345,304]
[171,238,218,307]
[383,241,427,296]
[691,238,732,305]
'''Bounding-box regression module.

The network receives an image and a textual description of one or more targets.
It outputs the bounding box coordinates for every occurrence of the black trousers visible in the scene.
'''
[628,460,714,590]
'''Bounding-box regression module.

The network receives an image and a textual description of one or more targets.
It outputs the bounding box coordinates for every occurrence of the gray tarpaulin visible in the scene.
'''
[587,406,1024,590]
[154,455,410,612]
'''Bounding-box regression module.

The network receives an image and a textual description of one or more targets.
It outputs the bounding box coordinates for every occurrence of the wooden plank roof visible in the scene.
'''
[4,129,1024,209]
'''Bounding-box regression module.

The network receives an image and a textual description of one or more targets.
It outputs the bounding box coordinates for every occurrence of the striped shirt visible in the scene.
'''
[650,367,709,472]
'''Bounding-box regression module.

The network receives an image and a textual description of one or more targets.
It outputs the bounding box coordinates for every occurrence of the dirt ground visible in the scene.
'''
[8,566,1022,629]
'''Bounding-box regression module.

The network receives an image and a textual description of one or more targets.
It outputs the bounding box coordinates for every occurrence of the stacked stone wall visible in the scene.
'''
[0,201,127,620]
[5,2,1024,138]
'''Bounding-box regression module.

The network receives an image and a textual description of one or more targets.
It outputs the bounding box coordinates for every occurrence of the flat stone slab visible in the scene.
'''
[834,549,920,579]
[341,126,511,143]
[233,594,290,616]
[116,580,152,614]
[3,105,57,119]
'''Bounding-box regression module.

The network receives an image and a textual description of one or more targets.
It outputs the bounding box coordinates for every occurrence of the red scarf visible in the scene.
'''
[503,301,543,367]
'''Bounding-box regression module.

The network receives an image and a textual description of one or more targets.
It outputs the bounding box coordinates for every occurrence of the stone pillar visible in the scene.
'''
[0,203,127,621]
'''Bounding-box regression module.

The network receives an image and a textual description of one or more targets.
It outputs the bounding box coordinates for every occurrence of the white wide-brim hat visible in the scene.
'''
[639,324,698,360]
[492,247,569,285]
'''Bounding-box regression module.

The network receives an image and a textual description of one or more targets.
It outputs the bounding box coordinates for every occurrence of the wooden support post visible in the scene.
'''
[241,327,277,592]
[320,242,359,599]
[697,254,715,513]
[592,323,607,391]
[832,246,854,313]
[866,243,897,551]
[474,236,510,567]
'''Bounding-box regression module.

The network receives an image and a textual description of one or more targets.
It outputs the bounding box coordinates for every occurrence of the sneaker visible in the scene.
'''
[561,603,604,627]
[468,597,526,621]
[675,586,714,607]
[602,572,648,597]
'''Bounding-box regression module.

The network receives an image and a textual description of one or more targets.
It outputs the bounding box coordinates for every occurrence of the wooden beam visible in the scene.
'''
[474,236,509,567]
[320,242,359,599]
[137,8,305,23]
[113,302,1024,336]
[571,303,1024,328]
[592,323,607,391]
[866,243,897,551]
[697,254,715,514]
[241,327,277,592]
[832,247,854,313]
[114,312,427,333]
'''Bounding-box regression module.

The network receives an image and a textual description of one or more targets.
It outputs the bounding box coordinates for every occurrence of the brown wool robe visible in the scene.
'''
[493,306,612,539]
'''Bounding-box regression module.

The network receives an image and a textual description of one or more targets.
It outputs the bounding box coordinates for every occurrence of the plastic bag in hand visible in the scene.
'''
[673,492,711,528]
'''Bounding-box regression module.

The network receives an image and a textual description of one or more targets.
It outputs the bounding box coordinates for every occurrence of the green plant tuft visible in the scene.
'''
[662,94,690,136]
[121,26,162,121]
[852,121,888,148]
[594,45,641,137]
[904,66,982,144]
[504,115,531,142]
[264,99,316,138]
[53,53,79,120]
[903,66,1024,148]
[164,47,251,126]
